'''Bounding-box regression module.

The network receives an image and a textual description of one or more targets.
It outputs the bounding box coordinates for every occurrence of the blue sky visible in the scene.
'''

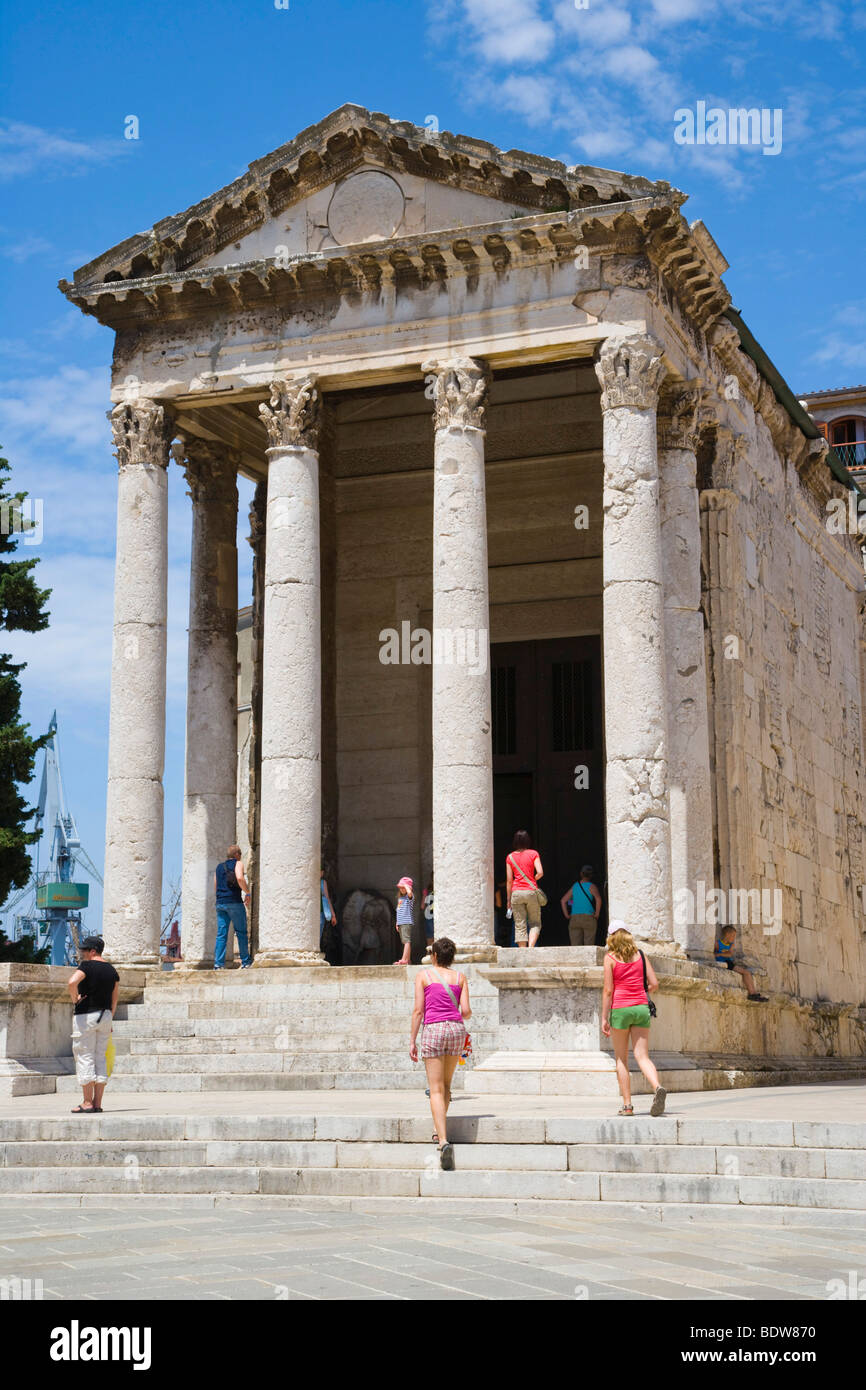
[1,0,864,933]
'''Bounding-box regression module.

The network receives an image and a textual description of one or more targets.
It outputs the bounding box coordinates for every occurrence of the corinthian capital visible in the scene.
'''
[422,356,490,432]
[259,377,320,450]
[595,333,666,412]
[180,437,240,505]
[110,399,172,470]
[658,382,704,451]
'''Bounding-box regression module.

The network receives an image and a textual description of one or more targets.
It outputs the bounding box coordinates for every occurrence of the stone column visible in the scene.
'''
[658,386,715,952]
[245,481,267,959]
[104,400,172,964]
[700,428,753,913]
[423,356,494,952]
[595,334,674,943]
[178,439,240,968]
[255,378,325,965]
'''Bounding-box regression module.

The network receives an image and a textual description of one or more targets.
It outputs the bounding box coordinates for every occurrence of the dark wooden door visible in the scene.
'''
[492,637,605,945]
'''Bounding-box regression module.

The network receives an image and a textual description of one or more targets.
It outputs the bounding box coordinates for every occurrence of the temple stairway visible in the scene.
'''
[54,966,498,1094]
[1,1106,864,1221]
[7,966,865,1216]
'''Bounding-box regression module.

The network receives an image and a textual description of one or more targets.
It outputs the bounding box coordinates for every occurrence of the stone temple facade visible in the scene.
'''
[61,106,865,1037]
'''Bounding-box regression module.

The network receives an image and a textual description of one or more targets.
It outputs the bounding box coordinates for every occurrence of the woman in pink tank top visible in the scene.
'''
[409,936,471,1170]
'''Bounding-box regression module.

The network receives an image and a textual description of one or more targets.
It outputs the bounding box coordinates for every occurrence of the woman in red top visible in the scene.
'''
[506,829,544,948]
[602,922,666,1116]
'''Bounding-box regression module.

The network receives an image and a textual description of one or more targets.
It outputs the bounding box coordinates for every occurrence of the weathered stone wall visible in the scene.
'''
[700,394,866,1005]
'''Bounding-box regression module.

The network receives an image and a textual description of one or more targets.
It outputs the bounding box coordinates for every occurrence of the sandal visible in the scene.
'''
[618,1105,634,1116]
[650,1086,667,1117]
[71,1105,96,1114]
[439,1142,455,1170]
[432,1133,438,1144]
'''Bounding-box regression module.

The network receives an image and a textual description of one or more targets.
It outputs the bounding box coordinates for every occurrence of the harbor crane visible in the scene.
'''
[2,713,102,965]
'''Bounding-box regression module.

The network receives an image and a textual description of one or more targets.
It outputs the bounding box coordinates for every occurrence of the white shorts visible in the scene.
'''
[72,1010,113,1085]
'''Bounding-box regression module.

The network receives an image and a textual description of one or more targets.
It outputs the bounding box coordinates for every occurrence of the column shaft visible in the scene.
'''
[180,441,239,967]
[104,400,171,964]
[424,357,494,953]
[658,389,715,951]
[595,335,674,942]
[245,481,267,958]
[256,379,324,965]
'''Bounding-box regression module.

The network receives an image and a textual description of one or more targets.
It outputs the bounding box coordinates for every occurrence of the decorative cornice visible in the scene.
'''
[180,437,240,504]
[109,399,172,470]
[422,355,490,432]
[60,195,726,337]
[595,333,667,412]
[658,382,703,451]
[259,376,320,450]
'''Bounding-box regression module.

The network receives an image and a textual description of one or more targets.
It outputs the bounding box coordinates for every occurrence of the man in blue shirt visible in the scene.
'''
[214,844,252,969]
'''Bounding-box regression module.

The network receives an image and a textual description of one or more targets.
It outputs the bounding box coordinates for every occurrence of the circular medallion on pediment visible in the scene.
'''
[327,171,405,245]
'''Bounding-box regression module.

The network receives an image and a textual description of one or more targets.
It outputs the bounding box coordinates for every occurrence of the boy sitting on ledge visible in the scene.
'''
[715,925,768,1002]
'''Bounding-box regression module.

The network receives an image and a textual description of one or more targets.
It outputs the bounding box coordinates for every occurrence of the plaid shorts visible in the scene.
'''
[419,1020,465,1059]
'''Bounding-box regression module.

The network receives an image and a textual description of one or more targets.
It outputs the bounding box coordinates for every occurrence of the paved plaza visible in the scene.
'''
[1,1201,859,1301]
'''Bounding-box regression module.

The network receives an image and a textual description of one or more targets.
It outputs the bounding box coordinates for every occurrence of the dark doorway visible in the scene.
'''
[492,637,606,945]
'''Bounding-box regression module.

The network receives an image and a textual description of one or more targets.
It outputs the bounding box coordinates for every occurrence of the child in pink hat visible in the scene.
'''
[393,876,415,965]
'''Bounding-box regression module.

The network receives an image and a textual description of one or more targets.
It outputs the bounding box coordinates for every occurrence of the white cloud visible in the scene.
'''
[0,363,111,457]
[0,120,129,181]
[554,1,632,45]
[0,235,55,262]
[463,0,555,64]
[441,0,853,192]
[599,43,660,83]
[499,74,555,123]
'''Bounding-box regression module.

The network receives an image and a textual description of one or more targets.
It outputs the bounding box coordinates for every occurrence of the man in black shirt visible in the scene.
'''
[67,936,120,1113]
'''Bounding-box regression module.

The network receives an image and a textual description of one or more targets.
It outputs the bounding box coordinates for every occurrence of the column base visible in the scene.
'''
[252,950,328,968]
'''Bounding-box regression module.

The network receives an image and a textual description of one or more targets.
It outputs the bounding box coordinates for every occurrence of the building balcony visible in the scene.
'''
[834,441,866,474]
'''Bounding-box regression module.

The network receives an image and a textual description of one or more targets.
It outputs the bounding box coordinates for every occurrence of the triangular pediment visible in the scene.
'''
[195,159,556,272]
[66,104,673,291]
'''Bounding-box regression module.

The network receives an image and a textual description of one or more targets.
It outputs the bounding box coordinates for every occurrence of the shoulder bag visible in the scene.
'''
[639,950,658,1018]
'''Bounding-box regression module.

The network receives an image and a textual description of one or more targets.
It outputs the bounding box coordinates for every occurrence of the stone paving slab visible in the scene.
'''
[0,1203,859,1301]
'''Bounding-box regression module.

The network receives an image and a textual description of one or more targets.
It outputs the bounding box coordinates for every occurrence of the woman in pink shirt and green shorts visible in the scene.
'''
[602,922,666,1117]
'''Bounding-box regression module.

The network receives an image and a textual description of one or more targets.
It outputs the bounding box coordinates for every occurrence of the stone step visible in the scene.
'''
[4,1137,856,1178]
[466,1060,866,1097]
[132,979,497,1002]
[0,1161,863,1207]
[111,1026,494,1050]
[109,1052,472,1075]
[117,1000,495,1022]
[12,1112,864,1150]
[54,1070,467,1093]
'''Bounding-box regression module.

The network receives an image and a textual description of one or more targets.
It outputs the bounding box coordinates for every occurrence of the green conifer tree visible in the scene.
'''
[0,451,51,912]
